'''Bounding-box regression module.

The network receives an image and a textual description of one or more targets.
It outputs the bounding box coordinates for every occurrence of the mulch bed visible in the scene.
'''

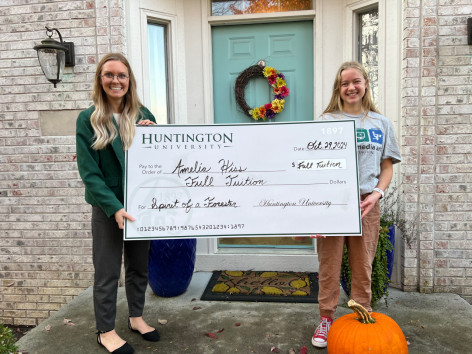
[4,325,35,342]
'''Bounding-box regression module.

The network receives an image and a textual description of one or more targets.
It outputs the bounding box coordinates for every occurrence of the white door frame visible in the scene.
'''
[126,0,188,125]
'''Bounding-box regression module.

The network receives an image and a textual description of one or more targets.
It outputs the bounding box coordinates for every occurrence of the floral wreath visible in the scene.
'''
[234,61,289,121]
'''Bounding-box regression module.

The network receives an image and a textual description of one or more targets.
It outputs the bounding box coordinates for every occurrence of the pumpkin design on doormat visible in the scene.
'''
[211,271,311,296]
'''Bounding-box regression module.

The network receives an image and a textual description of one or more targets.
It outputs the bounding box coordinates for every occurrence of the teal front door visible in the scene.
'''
[212,21,314,124]
[212,21,314,249]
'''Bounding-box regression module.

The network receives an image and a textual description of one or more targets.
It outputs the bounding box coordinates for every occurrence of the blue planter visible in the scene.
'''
[148,239,196,297]
[341,224,395,296]
[386,224,395,280]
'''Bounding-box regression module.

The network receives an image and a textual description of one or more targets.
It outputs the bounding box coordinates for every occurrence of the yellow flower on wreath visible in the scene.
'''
[250,107,261,120]
[271,99,285,113]
[276,77,286,87]
[263,66,276,77]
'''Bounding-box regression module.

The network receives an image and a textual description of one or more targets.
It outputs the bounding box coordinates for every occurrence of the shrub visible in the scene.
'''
[0,324,18,354]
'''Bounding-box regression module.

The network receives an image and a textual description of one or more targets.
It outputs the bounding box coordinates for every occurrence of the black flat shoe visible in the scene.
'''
[128,317,160,342]
[97,332,134,354]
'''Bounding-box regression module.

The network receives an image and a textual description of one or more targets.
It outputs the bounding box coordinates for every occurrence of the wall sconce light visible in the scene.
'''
[33,27,75,88]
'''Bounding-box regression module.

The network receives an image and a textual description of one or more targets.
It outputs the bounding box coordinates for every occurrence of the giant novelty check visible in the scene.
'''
[124,121,361,240]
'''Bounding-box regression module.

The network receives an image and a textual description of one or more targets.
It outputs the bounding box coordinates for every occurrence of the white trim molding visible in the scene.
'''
[343,0,401,127]
[196,252,318,272]
[126,1,188,124]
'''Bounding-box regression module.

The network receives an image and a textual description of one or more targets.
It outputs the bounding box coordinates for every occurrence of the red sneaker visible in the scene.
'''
[311,316,333,348]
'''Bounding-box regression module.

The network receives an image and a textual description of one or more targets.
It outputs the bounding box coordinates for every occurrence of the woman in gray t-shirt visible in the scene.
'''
[310,61,401,349]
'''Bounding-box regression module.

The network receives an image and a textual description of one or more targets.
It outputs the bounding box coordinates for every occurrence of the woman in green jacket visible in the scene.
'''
[76,53,159,354]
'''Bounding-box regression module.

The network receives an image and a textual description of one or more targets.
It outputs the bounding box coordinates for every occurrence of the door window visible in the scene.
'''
[147,22,169,124]
[211,0,312,16]
[358,7,379,106]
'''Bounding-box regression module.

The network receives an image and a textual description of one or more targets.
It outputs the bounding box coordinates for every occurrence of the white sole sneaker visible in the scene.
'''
[312,336,327,348]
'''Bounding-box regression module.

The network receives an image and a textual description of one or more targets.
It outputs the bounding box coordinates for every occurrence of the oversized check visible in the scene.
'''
[124,121,361,240]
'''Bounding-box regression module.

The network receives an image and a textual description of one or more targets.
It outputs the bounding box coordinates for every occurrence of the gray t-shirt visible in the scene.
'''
[319,111,401,195]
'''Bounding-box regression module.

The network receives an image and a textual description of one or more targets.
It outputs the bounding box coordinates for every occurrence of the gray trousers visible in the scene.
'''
[92,206,151,332]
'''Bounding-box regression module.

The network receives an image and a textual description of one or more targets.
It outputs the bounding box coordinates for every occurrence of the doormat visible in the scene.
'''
[200,271,318,303]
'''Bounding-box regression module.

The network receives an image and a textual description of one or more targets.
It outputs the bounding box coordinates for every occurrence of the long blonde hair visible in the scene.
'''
[323,61,380,115]
[90,53,142,151]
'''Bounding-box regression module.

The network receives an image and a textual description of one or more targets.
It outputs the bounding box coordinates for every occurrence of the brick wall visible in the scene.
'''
[401,0,472,303]
[0,0,126,326]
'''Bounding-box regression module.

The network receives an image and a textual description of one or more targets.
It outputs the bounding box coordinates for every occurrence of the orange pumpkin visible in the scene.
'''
[327,300,408,354]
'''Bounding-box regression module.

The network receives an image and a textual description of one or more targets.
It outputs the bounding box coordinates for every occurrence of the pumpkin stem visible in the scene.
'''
[347,299,376,324]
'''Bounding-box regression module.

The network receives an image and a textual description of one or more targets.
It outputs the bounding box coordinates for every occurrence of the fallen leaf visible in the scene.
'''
[299,346,308,354]
[191,298,197,302]
[205,332,218,339]
[217,328,224,333]
[270,346,280,353]
[235,322,241,327]
[45,325,51,331]
[193,306,202,310]
[288,349,296,354]
[158,319,168,325]
[63,319,75,326]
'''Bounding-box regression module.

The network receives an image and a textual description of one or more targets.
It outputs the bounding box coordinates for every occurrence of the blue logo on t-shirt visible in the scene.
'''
[368,129,383,144]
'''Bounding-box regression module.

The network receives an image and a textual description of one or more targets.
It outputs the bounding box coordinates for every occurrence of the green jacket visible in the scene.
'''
[76,105,156,218]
